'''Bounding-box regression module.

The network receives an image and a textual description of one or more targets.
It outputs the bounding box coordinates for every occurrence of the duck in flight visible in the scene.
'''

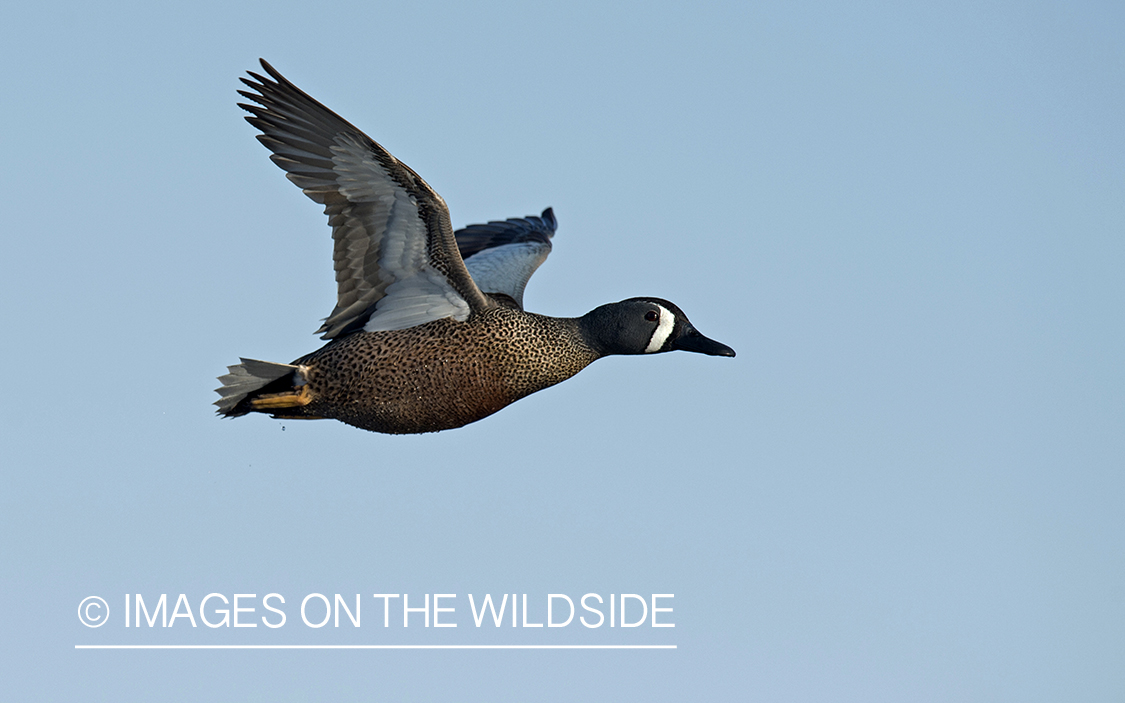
[215,60,735,434]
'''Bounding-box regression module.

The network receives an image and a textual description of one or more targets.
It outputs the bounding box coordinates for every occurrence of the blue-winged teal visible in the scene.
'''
[215,60,735,434]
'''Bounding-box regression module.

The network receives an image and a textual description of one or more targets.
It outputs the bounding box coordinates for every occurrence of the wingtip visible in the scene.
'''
[243,59,285,92]
[541,207,557,232]
[257,58,279,78]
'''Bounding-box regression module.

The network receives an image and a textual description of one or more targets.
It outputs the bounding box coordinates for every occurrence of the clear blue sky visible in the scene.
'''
[2,1,1123,700]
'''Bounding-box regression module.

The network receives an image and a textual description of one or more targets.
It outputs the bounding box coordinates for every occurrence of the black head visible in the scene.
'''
[580,297,736,358]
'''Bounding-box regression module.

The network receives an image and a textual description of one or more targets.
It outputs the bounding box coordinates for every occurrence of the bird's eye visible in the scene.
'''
[644,310,659,322]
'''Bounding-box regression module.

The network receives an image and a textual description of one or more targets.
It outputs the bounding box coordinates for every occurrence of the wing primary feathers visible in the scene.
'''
[235,59,492,338]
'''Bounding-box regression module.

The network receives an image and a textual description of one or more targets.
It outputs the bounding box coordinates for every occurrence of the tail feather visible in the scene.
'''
[214,358,298,416]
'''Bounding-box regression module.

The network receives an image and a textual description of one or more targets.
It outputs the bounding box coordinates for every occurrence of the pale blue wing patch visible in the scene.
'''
[454,208,557,310]
[463,241,553,310]
[329,134,471,332]
[363,270,472,331]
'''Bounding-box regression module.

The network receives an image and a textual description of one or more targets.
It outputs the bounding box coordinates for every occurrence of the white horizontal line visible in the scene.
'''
[75,644,676,650]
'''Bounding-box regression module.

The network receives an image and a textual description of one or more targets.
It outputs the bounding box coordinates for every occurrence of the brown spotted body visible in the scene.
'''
[246,309,600,434]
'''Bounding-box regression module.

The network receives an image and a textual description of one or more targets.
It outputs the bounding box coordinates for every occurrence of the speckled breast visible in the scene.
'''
[292,308,600,434]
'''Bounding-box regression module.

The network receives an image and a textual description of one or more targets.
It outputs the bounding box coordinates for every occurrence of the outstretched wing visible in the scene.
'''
[455,208,557,310]
[238,59,493,338]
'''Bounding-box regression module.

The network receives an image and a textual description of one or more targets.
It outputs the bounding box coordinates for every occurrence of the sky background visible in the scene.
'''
[2,0,1123,700]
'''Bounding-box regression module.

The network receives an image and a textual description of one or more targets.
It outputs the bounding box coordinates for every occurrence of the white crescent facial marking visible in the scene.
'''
[644,304,675,353]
